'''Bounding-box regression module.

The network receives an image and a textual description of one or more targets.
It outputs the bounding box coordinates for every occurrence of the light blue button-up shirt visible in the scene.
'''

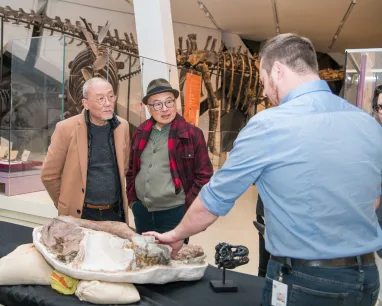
[200,80,382,259]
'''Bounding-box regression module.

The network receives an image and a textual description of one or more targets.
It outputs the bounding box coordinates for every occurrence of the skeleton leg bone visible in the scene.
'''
[234,54,245,109]
[198,63,219,154]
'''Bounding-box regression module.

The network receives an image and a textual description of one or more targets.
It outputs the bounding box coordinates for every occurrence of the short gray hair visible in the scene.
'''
[82,77,111,99]
[259,33,319,75]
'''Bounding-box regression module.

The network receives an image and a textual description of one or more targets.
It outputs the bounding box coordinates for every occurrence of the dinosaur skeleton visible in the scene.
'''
[0,6,139,56]
[0,5,141,118]
[177,34,264,153]
[0,5,345,155]
[0,5,265,153]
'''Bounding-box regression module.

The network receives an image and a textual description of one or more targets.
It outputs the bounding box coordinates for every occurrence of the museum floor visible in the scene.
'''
[0,184,260,276]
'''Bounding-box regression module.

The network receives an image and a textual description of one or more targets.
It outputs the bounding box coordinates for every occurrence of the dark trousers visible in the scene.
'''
[257,214,270,277]
[81,205,124,222]
[262,258,380,306]
[132,200,189,243]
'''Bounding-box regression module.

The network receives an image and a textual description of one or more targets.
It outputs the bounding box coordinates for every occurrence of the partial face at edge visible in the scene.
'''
[377,93,382,123]
[82,82,115,122]
[147,92,177,128]
[260,62,281,106]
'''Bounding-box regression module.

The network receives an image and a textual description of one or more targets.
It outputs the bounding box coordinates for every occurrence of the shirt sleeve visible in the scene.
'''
[199,117,270,216]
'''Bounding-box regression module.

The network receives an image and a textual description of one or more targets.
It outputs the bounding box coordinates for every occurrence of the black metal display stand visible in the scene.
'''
[209,242,249,293]
[210,266,238,292]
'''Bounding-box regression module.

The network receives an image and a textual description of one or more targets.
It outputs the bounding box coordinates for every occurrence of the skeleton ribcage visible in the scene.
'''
[67,46,120,111]
[0,88,10,113]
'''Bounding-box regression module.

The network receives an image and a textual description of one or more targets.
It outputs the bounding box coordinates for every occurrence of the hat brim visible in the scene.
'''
[142,88,179,105]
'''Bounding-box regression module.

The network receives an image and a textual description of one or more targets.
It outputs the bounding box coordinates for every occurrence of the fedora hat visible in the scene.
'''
[142,78,179,105]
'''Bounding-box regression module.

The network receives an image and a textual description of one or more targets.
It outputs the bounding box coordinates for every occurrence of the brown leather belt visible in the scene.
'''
[271,252,375,268]
[84,202,118,210]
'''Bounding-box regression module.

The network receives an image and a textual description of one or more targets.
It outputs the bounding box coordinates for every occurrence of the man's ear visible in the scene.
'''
[82,99,89,110]
[146,104,153,117]
[273,61,284,80]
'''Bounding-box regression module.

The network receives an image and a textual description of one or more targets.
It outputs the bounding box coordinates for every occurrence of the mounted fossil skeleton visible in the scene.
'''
[0,5,141,119]
[65,19,121,117]
[177,34,264,154]
[0,5,264,153]
[176,34,346,154]
[0,5,139,56]
[0,5,345,155]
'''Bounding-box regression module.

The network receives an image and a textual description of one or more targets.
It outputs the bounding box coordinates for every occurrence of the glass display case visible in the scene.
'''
[0,36,66,195]
[343,48,382,120]
[0,34,211,194]
[0,32,243,197]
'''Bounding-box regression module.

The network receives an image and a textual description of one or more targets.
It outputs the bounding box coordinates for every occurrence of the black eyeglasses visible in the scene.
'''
[373,104,382,114]
[147,99,175,111]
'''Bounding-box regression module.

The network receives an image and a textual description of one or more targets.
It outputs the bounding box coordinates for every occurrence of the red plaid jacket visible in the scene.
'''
[126,114,213,211]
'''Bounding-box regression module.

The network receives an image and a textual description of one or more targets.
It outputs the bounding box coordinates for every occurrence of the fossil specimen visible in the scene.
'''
[39,216,205,273]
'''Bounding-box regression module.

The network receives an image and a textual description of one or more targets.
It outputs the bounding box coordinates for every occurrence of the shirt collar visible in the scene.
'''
[280,80,331,105]
[153,123,171,132]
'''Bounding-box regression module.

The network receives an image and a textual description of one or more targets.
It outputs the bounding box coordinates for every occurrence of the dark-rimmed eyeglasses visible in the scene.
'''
[147,99,175,111]
[373,104,382,114]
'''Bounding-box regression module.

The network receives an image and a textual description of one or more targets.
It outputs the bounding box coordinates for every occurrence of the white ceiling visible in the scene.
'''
[166,0,382,53]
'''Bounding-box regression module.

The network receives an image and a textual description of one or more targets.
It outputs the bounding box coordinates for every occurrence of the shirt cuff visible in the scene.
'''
[199,183,233,217]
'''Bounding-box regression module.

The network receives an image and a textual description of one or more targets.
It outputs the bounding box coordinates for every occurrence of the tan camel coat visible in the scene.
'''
[41,110,130,224]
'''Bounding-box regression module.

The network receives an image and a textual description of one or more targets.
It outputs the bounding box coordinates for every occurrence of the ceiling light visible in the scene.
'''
[271,0,280,35]
[328,0,357,50]
[196,0,221,30]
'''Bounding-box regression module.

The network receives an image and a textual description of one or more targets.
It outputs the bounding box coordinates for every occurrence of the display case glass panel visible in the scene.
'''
[343,48,382,121]
[0,36,66,195]
[0,33,244,197]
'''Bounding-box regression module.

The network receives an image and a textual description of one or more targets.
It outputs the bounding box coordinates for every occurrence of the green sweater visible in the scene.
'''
[135,124,186,212]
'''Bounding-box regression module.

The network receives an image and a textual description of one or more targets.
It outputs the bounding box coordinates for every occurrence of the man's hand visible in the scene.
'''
[142,195,219,259]
[143,231,184,258]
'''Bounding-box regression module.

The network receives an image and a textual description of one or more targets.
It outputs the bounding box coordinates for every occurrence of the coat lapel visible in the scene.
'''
[113,126,125,181]
[76,116,88,188]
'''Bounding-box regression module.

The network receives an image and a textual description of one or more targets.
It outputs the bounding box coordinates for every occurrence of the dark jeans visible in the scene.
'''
[132,200,189,243]
[81,205,124,222]
[262,258,380,306]
[257,214,270,277]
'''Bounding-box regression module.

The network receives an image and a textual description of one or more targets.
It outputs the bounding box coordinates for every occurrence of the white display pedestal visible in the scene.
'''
[0,190,57,227]
[0,170,45,196]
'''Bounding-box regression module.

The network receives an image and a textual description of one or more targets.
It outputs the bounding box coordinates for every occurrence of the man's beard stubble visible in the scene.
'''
[269,77,280,106]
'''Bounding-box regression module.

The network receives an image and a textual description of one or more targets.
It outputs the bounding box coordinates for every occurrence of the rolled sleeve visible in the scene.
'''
[200,117,270,216]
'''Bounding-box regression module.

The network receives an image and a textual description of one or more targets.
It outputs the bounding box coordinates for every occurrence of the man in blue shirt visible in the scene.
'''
[144,34,382,305]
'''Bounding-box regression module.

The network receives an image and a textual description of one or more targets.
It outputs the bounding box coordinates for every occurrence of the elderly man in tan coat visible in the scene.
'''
[41,77,130,223]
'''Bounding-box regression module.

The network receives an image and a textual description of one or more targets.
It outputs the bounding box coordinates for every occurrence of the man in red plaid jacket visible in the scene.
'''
[126,78,213,239]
